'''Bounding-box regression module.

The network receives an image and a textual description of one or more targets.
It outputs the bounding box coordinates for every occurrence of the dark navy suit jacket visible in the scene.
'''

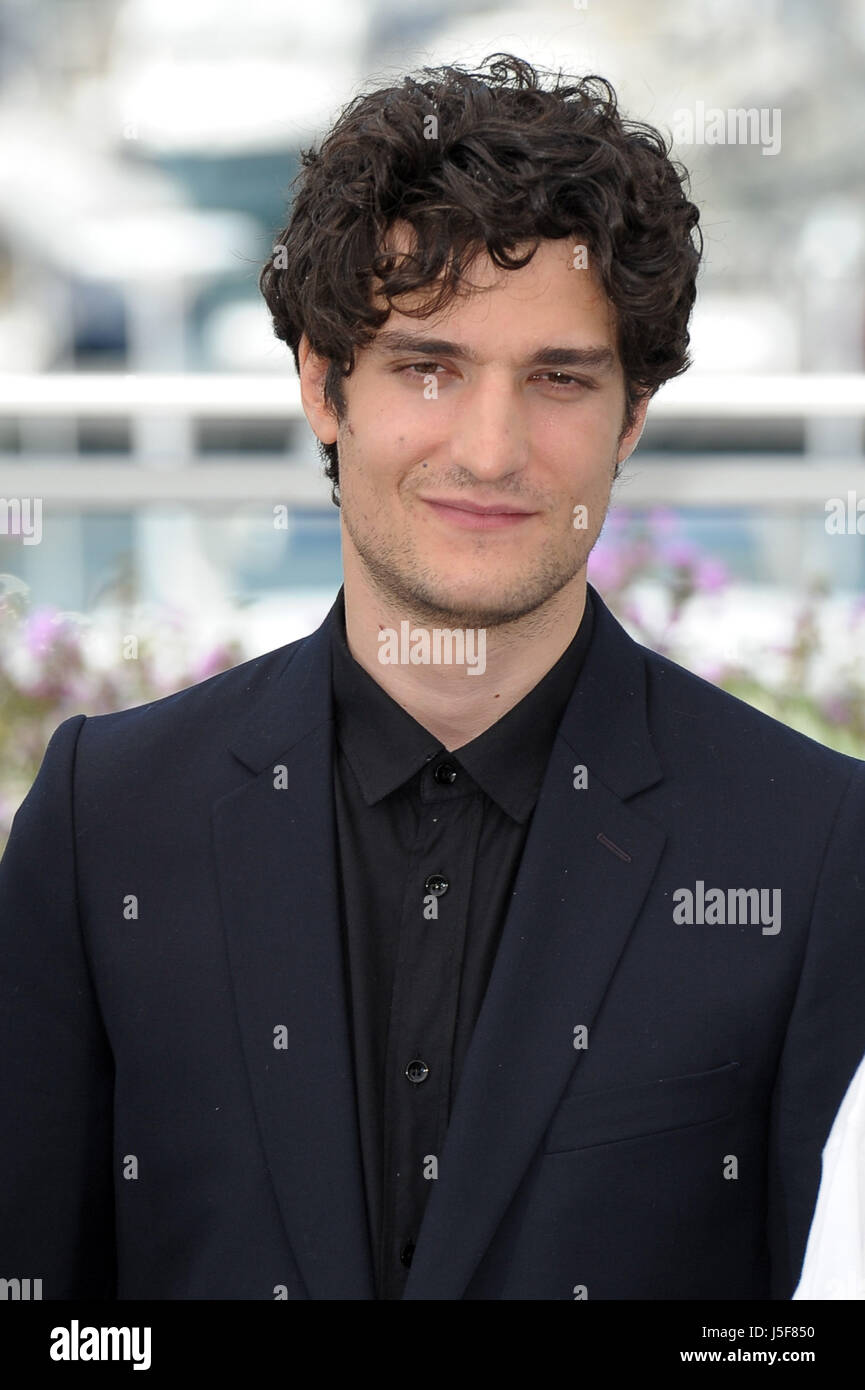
[2,583,865,1299]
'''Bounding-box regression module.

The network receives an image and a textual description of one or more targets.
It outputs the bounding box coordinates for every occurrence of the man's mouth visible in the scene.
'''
[419,496,538,530]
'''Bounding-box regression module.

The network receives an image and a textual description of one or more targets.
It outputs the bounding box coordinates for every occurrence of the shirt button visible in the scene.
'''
[400,1240,415,1267]
[405,1058,430,1084]
[433,761,458,784]
[424,873,449,896]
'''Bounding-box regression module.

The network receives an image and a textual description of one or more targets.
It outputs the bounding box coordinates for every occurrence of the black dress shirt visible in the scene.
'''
[329,584,595,1298]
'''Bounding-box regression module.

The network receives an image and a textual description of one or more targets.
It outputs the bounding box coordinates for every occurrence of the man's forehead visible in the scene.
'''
[369,232,617,358]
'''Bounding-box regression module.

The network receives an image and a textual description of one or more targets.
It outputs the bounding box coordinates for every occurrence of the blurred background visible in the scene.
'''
[1,0,865,848]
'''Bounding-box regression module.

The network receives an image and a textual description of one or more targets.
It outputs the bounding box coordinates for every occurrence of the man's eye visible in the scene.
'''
[403,361,443,375]
[535,372,584,388]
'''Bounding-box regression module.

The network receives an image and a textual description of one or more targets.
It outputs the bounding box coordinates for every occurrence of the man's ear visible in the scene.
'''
[297,333,339,445]
[615,390,651,468]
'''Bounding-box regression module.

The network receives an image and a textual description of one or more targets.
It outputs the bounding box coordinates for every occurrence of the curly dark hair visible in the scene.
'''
[259,52,702,505]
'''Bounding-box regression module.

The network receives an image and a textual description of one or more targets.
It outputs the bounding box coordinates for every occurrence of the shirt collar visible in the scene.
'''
[330,584,595,823]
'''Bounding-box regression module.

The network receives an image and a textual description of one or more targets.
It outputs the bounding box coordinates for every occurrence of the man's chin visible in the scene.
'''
[393,575,573,630]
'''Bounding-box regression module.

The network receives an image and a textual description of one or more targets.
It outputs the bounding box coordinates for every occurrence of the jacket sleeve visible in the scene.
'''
[0,714,116,1298]
[767,759,865,1298]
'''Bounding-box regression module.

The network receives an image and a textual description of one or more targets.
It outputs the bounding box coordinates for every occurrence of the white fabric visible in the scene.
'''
[793,1050,865,1299]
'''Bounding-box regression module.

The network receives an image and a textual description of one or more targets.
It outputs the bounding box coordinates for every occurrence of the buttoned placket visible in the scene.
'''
[378,752,484,1297]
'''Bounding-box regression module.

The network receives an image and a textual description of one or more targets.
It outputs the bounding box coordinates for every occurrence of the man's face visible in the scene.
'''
[300,230,648,628]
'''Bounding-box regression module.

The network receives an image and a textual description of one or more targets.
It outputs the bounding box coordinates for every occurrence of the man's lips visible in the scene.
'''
[419,496,538,531]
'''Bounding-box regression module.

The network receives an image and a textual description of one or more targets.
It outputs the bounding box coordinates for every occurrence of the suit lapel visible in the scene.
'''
[212,602,376,1299]
[402,590,667,1299]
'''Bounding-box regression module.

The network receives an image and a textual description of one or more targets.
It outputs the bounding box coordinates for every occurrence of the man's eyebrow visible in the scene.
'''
[372,331,616,371]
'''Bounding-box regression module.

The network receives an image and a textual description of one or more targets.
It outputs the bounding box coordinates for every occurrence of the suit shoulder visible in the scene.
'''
[75,633,307,758]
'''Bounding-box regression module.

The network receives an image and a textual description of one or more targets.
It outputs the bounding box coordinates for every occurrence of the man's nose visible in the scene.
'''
[447,373,531,482]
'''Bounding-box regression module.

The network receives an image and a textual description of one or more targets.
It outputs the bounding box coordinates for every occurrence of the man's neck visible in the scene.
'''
[341,562,587,751]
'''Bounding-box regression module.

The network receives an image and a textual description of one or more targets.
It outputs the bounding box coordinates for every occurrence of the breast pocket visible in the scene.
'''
[543,1060,740,1154]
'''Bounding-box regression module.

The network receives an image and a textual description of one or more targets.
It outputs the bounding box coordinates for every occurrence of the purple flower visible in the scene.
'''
[647,507,680,537]
[820,695,849,726]
[695,558,728,594]
[191,644,238,683]
[24,607,61,654]
[604,509,628,535]
[588,544,627,590]
[697,661,725,683]
[660,539,699,568]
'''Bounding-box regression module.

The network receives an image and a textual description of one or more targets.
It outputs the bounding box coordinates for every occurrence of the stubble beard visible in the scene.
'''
[341,482,612,632]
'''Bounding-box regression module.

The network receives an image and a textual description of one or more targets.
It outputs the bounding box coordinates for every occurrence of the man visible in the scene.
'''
[1,53,864,1301]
